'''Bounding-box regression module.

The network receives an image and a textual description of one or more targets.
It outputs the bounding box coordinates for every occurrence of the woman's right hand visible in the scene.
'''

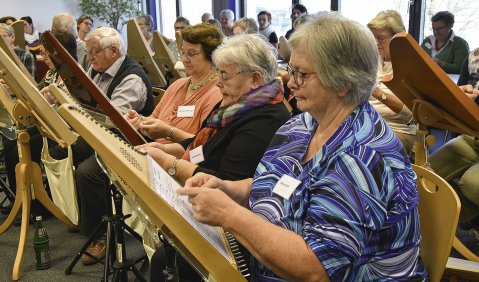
[124,109,144,130]
[184,172,228,192]
[40,86,58,105]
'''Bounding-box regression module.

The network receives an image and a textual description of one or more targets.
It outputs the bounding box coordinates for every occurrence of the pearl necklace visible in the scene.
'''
[189,72,218,91]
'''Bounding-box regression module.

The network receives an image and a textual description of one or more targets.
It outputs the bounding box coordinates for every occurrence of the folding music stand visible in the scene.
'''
[11,20,25,50]
[384,32,479,263]
[126,19,167,88]
[0,46,76,280]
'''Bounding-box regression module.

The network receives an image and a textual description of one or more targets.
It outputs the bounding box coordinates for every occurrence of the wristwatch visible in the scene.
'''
[167,159,179,176]
[381,91,387,101]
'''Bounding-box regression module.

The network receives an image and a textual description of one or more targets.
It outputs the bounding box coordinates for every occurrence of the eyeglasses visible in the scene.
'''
[430,25,448,32]
[287,65,316,86]
[84,45,112,57]
[180,50,201,60]
[374,35,393,43]
[217,70,244,82]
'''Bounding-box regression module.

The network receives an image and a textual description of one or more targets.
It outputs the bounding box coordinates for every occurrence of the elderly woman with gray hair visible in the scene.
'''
[179,13,427,281]
[367,10,416,155]
[145,33,290,281]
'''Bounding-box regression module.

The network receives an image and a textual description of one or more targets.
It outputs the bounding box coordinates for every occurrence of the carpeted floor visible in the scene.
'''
[0,198,149,282]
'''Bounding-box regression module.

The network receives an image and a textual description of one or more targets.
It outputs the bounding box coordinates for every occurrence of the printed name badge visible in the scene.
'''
[177,105,195,117]
[272,175,301,200]
[424,42,432,50]
[189,145,205,164]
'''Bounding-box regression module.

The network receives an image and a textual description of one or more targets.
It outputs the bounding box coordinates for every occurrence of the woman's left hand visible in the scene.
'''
[139,119,170,139]
[177,187,239,227]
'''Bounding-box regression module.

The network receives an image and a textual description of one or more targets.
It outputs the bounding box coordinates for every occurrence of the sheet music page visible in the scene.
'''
[146,155,230,261]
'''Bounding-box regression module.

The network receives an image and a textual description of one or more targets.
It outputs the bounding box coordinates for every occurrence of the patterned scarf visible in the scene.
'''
[183,79,284,161]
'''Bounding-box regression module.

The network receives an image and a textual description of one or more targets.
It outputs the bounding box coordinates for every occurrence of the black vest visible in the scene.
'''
[92,55,154,116]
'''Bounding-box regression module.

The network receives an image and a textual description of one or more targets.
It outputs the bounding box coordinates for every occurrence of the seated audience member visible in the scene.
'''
[51,12,89,71]
[421,11,469,74]
[167,16,190,61]
[126,22,223,145]
[207,19,222,33]
[429,49,479,234]
[367,10,415,155]
[49,26,154,265]
[3,31,77,214]
[232,17,258,35]
[201,12,213,23]
[258,11,278,48]
[136,15,154,49]
[285,3,308,39]
[0,23,35,77]
[220,9,235,36]
[20,16,40,49]
[147,33,291,281]
[0,16,16,25]
[179,13,427,281]
[77,15,93,42]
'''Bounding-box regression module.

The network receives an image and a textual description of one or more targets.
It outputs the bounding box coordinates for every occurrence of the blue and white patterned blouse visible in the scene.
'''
[249,102,427,281]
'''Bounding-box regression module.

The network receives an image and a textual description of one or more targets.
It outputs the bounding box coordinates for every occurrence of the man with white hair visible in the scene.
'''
[0,23,35,77]
[220,9,235,36]
[51,26,154,265]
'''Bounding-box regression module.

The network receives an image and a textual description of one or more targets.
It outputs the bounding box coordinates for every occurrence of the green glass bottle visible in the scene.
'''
[33,216,51,270]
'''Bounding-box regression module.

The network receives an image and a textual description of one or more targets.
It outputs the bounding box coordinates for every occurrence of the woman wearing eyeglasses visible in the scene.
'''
[421,11,469,74]
[144,33,290,281]
[126,23,223,144]
[178,13,427,281]
[367,10,415,156]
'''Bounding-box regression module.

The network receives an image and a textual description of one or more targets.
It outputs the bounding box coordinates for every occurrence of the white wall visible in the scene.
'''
[1,0,82,33]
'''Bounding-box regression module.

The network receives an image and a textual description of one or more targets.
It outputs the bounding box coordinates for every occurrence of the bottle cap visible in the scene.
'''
[36,216,42,221]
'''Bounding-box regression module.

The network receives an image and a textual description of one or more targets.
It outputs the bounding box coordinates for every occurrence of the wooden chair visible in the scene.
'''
[413,164,460,282]
[152,87,165,107]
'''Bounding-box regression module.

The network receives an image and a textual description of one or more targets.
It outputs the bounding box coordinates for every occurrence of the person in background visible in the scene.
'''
[51,12,89,71]
[285,3,307,39]
[232,17,258,35]
[126,23,223,145]
[258,11,278,48]
[207,19,223,33]
[201,12,213,23]
[0,23,35,77]
[421,11,469,74]
[167,16,191,61]
[0,16,16,25]
[147,33,291,281]
[220,9,235,36]
[178,13,427,281]
[136,15,154,49]
[20,16,40,49]
[367,10,415,156]
[429,48,479,244]
[77,15,93,42]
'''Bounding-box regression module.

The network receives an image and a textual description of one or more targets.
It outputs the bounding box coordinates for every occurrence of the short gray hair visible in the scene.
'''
[289,12,378,106]
[0,23,14,36]
[213,34,277,84]
[85,26,126,56]
[367,10,405,34]
[233,17,258,34]
[51,13,77,37]
[220,9,234,21]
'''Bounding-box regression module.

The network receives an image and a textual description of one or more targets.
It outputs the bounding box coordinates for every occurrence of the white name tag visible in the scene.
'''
[177,105,195,117]
[190,145,205,164]
[272,175,301,200]
[424,42,432,50]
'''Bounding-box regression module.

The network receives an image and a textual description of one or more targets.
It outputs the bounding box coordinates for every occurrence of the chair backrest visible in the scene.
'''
[412,164,461,282]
